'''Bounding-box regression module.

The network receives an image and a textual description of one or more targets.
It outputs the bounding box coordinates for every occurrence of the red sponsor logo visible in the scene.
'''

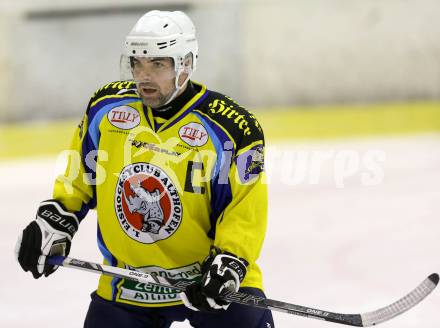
[108,106,140,129]
[179,123,208,147]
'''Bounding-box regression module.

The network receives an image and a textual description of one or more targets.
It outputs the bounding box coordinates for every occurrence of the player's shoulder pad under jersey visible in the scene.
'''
[199,91,264,150]
[86,81,138,114]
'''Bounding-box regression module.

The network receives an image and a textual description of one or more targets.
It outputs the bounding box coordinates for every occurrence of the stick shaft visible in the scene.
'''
[48,256,438,327]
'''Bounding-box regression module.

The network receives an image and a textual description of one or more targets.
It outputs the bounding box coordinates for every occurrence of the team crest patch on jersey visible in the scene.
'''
[107,106,140,130]
[178,122,209,147]
[114,163,183,243]
[236,144,265,183]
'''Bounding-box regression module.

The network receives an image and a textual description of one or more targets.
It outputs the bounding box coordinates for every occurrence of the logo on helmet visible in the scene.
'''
[115,163,182,243]
[130,42,149,46]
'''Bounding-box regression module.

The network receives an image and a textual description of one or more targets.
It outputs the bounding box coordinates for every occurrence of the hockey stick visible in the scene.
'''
[47,256,438,326]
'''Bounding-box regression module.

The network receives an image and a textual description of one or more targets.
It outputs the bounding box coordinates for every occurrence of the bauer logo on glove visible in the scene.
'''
[15,199,79,279]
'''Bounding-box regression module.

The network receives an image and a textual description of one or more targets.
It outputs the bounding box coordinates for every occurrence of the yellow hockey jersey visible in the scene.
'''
[53,80,268,307]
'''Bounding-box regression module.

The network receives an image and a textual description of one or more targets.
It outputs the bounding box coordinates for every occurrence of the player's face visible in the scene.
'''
[131,57,177,108]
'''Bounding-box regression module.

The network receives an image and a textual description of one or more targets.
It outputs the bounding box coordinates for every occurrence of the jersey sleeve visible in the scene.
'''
[53,81,138,220]
[52,108,96,220]
[212,110,268,266]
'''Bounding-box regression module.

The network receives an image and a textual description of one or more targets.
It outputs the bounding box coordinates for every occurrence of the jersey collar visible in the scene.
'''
[143,81,209,133]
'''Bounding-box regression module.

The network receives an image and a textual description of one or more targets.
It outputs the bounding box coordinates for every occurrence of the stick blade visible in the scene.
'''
[360,273,438,326]
[428,273,439,285]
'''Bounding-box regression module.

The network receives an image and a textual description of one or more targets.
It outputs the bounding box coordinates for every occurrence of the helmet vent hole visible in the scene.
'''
[132,50,136,54]
[143,50,147,54]
[163,23,169,28]
[170,40,177,46]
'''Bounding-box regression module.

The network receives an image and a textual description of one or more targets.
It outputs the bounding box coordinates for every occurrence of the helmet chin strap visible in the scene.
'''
[153,70,192,111]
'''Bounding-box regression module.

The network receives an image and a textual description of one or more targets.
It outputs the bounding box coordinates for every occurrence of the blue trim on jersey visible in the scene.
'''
[88,98,136,148]
[207,177,232,239]
[88,96,139,122]
[82,98,138,210]
[97,223,120,300]
[74,202,90,221]
[87,194,97,211]
[194,113,224,178]
[81,132,97,212]
[142,104,155,131]
[97,225,116,266]
[194,112,233,239]
[81,121,99,212]
[155,121,163,131]
[111,277,121,302]
[162,90,209,132]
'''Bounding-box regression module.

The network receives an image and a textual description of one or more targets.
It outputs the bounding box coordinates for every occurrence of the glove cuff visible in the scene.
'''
[36,199,79,239]
[211,253,247,283]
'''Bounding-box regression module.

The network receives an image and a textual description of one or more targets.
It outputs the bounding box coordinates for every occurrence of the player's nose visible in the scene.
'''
[137,69,154,82]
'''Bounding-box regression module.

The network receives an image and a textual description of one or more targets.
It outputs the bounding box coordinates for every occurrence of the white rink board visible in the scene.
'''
[1,134,439,327]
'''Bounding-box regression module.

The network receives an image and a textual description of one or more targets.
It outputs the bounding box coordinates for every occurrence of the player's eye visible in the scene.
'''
[153,61,165,68]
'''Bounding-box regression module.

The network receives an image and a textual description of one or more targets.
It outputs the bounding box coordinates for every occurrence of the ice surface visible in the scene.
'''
[1,134,439,327]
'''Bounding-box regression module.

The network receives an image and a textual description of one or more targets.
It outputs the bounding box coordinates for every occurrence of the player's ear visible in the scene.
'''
[177,53,193,87]
[183,53,193,73]
[129,57,137,68]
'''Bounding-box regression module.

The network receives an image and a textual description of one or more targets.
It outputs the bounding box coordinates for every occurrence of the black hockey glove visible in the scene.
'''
[181,247,248,312]
[15,200,79,279]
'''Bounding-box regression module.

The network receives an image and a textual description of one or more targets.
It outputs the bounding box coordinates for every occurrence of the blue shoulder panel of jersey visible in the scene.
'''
[193,111,234,239]
[79,81,139,216]
[85,81,138,149]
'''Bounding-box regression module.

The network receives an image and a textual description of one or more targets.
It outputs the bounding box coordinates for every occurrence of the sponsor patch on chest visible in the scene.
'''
[107,106,140,130]
[178,122,208,147]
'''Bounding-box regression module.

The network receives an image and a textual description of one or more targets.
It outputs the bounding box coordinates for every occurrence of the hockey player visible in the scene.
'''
[15,10,274,328]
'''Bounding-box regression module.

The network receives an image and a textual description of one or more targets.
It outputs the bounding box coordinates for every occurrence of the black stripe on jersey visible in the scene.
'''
[93,81,137,98]
[198,91,264,150]
[86,81,138,114]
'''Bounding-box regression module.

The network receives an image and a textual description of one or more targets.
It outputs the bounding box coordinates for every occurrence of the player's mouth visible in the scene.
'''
[138,83,159,97]
[141,87,158,96]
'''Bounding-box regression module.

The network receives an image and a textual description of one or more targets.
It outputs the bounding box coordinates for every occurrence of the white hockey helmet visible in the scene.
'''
[120,10,198,103]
